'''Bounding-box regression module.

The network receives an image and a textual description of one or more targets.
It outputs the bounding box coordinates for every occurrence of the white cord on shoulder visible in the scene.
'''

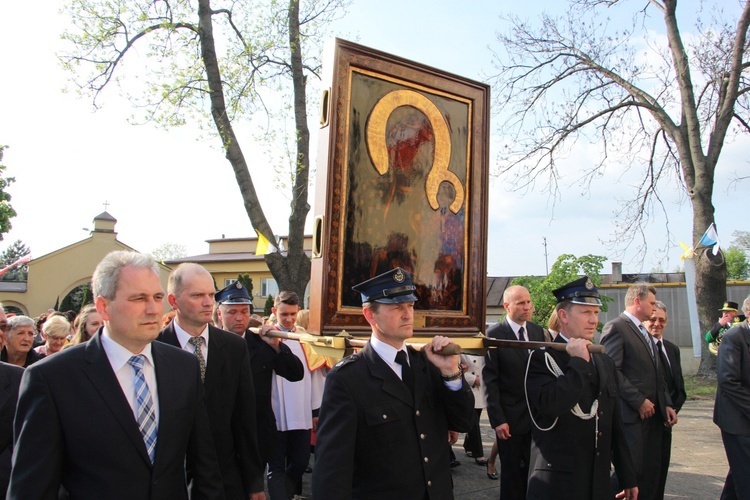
[524,350,558,431]
[524,350,600,447]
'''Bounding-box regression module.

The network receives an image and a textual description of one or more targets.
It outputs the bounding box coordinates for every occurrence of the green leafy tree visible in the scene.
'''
[512,254,609,327]
[725,246,750,280]
[0,146,17,240]
[0,240,30,281]
[492,0,750,375]
[236,274,254,297]
[264,295,275,317]
[61,0,349,302]
[60,282,92,314]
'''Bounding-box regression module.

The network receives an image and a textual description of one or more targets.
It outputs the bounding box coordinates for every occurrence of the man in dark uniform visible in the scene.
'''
[525,277,637,500]
[214,281,304,465]
[714,295,750,500]
[483,284,546,499]
[312,267,475,500]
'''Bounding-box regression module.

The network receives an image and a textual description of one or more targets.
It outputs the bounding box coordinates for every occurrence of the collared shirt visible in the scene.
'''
[101,328,160,425]
[370,335,462,391]
[623,311,656,357]
[507,317,528,341]
[173,320,210,365]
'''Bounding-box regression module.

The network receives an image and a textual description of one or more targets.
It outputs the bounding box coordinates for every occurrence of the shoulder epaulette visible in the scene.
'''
[333,352,360,369]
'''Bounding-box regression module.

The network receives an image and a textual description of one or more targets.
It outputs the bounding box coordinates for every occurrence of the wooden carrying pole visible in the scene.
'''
[248,328,461,355]
[247,328,605,356]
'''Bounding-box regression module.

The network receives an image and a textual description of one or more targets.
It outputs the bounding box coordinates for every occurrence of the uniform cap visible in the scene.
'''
[552,276,603,306]
[352,267,418,304]
[719,301,739,312]
[215,281,253,305]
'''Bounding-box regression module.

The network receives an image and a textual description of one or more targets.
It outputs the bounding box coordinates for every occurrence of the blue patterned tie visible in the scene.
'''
[128,355,158,463]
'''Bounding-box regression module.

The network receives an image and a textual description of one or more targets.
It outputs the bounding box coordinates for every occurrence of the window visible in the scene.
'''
[224,278,237,287]
[261,278,278,298]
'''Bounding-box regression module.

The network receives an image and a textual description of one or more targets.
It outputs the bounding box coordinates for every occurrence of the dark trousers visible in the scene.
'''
[267,429,311,500]
[463,409,485,458]
[657,427,672,498]
[497,431,531,499]
[720,431,750,500]
[623,415,663,500]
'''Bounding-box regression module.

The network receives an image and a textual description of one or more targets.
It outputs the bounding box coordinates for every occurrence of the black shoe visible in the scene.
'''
[450,459,461,468]
[474,457,488,466]
[486,463,498,480]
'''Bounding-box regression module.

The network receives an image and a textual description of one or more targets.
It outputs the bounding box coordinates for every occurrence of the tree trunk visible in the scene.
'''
[691,159,726,377]
[197,0,308,297]
[264,0,311,304]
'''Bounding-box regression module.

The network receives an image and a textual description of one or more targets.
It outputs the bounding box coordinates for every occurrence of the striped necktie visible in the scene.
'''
[128,355,158,463]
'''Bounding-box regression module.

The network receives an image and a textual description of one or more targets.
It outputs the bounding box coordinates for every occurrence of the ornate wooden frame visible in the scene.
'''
[309,39,489,336]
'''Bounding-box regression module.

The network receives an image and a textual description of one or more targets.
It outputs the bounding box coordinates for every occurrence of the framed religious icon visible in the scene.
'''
[309,38,489,337]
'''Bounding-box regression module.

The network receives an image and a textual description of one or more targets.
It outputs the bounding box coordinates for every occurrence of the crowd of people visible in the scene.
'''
[0,250,746,499]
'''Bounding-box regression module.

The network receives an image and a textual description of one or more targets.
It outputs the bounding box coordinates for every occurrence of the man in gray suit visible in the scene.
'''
[714,294,750,500]
[601,282,676,500]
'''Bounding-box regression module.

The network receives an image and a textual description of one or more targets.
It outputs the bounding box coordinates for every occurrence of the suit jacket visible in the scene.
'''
[483,318,546,433]
[713,322,750,436]
[8,332,224,500]
[312,342,475,500]
[0,362,23,497]
[661,339,686,413]
[245,331,304,463]
[158,323,264,498]
[525,337,636,500]
[601,314,672,423]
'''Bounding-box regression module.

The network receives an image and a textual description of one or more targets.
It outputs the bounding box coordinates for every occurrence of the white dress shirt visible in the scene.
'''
[173,320,210,364]
[101,328,160,425]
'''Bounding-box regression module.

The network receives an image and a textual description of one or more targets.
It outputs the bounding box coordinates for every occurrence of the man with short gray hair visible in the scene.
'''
[644,300,685,498]
[9,250,223,499]
[714,295,750,499]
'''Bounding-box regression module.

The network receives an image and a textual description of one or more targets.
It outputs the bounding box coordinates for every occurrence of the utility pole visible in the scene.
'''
[543,237,549,275]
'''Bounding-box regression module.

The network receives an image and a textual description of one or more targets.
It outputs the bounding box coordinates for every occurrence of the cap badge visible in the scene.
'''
[585,277,594,290]
[394,268,405,283]
[235,282,242,289]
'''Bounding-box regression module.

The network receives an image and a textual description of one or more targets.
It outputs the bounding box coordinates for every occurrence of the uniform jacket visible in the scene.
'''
[661,339,686,413]
[601,314,672,423]
[713,322,750,436]
[525,337,636,500]
[244,331,304,463]
[0,362,23,497]
[158,323,264,498]
[483,318,546,432]
[311,342,475,500]
[8,332,224,500]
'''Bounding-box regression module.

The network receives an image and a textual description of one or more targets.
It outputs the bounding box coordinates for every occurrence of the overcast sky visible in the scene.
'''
[0,0,746,277]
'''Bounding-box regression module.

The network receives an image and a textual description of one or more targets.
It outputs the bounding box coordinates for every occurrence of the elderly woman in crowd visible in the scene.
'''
[34,315,69,356]
[69,304,102,346]
[1,316,44,367]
